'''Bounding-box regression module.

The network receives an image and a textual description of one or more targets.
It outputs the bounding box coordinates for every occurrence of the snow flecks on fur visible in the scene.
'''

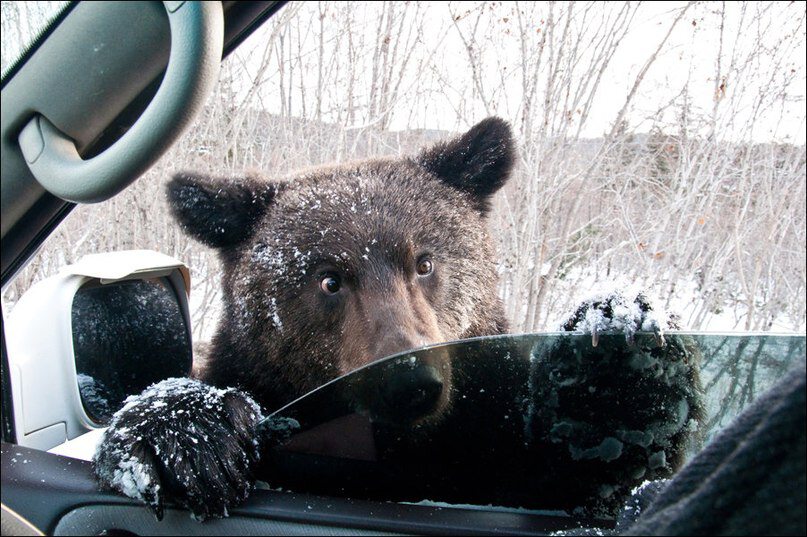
[269,297,283,332]
[93,377,264,521]
[558,286,673,346]
[249,237,313,288]
[110,454,158,503]
[250,241,284,272]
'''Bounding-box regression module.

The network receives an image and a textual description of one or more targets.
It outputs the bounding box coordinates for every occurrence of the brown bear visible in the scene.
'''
[93,118,701,521]
[172,117,513,412]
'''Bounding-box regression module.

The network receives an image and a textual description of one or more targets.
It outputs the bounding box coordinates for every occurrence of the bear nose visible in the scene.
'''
[381,364,444,420]
[371,330,424,361]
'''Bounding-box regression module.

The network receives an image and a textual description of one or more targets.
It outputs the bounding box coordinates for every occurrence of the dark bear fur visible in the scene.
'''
[93,117,701,520]
[169,116,513,412]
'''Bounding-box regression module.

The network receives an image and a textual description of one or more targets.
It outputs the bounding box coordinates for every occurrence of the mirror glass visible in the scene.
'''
[71,277,192,423]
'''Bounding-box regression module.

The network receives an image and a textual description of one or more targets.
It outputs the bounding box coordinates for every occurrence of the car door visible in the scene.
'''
[2,2,805,536]
[1,2,594,534]
[6,330,803,535]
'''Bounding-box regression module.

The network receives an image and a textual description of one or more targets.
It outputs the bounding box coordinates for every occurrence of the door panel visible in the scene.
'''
[2,442,589,536]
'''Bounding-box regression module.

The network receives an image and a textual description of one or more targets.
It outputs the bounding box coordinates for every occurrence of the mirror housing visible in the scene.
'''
[5,250,192,450]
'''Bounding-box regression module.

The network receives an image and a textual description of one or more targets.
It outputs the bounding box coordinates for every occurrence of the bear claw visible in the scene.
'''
[93,378,264,521]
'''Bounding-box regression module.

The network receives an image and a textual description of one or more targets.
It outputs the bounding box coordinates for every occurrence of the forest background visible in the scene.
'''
[2,1,805,342]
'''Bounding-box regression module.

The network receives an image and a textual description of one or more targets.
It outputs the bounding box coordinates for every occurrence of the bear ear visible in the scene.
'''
[417,117,516,213]
[166,172,278,249]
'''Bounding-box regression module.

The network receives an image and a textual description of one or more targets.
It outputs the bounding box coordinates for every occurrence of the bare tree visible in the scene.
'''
[3,1,805,343]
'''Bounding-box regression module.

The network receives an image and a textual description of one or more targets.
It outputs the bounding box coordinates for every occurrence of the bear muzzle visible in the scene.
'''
[380,363,446,421]
[338,283,451,425]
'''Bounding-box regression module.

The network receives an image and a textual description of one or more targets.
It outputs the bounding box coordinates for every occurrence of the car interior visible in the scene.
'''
[1,2,805,536]
[0,1,610,534]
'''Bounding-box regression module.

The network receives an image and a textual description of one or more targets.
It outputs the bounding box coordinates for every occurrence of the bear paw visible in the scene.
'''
[93,378,264,521]
[526,289,700,515]
[559,288,679,347]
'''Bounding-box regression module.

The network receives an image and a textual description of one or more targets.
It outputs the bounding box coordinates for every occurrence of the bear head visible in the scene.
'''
[167,117,515,416]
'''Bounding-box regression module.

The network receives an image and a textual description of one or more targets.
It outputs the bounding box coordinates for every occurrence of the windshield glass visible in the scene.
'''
[258,332,805,517]
[0,1,70,77]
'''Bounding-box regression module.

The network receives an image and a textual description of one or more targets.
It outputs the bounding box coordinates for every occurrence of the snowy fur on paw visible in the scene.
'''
[559,287,680,346]
[529,299,701,516]
[93,377,264,521]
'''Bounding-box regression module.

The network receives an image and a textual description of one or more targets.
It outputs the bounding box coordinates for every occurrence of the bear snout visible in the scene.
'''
[369,329,436,365]
[380,363,446,422]
[339,278,445,373]
[348,356,452,427]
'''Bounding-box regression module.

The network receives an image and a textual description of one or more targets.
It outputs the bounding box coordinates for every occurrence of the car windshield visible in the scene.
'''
[258,332,805,515]
[0,1,70,76]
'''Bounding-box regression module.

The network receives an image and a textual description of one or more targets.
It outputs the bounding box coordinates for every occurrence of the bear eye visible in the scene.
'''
[319,274,341,295]
[416,258,434,276]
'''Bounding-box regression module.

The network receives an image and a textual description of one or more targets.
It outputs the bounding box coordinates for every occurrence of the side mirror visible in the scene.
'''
[5,250,193,450]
